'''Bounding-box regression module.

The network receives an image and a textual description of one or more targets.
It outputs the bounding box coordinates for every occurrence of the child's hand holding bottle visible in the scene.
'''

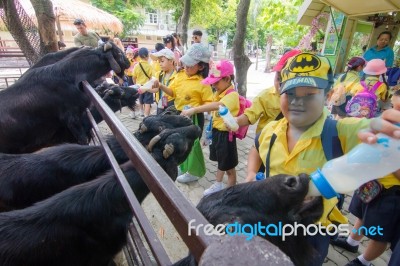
[180,107,195,117]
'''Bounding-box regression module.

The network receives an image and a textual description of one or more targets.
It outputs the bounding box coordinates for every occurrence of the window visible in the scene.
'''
[146,12,158,24]
[146,36,152,41]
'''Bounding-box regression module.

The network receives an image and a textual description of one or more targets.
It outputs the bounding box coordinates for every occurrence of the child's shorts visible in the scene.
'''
[349,185,400,246]
[139,92,154,104]
[209,129,238,171]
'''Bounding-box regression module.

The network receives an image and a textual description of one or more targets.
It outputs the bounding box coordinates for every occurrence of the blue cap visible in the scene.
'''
[309,169,338,199]
[256,172,266,181]
[219,106,228,115]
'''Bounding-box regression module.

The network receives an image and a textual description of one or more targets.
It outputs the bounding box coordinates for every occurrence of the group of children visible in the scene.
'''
[115,36,400,265]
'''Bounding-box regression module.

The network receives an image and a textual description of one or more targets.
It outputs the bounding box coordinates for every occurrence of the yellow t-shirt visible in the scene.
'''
[332,70,361,95]
[169,71,213,111]
[212,85,240,131]
[155,70,176,102]
[125,59,137,77]
[132,59,153,85]
[350,76,388,101]
[257,108,399,226]
[152,60,161,73]
[243,86,281,133]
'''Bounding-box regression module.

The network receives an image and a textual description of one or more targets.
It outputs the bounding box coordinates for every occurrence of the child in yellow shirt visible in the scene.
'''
[247,52,400,265]
[155,43,213,182]
[133,47,153,117]
[148,48,176,114]
[181,60,239,195]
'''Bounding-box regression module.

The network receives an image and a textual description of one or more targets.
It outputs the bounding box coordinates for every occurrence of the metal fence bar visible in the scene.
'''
[128,223,154,265]
[82,81,215,262]
[85,109,171,265]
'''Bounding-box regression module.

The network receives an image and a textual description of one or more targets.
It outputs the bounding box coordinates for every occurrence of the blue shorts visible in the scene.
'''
[349,186,400,246]
[139,92,154,104]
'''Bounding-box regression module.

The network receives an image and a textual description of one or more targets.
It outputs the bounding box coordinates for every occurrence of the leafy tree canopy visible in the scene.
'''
[257,0,308,49]
[91,0,147,36]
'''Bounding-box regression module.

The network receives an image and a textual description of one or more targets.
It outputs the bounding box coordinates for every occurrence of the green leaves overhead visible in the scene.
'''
[257,0,307,47]
[91,0,145,36]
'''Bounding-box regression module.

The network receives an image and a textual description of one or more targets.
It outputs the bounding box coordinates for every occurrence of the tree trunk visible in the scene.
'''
[180,0,191,49]
[0,0,40,65]
[214,30,220,52]
[264,35,272,73]
[232,0,251,97]
[30,0,58,52]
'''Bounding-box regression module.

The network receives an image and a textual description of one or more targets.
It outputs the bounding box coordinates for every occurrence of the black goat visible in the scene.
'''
[28,46,82,70]
[0,42,130,154]
[174,174,324,266]
[0,115,195,212]
[0,116,201,265]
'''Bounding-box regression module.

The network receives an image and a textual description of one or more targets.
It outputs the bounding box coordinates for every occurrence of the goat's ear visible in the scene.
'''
[105,52,121,74]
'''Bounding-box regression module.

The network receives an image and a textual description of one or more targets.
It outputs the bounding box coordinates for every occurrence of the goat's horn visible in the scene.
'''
[147,135,161,152]
[163,144,174,159]
[104,42,112,51]
[105,52,121,73]
[139,124,147,133]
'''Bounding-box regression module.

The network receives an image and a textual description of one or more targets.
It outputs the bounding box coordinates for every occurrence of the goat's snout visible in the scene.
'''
[284,176,299,189]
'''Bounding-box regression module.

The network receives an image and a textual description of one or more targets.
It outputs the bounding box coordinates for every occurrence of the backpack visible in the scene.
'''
[345,80,382,118]
[225,88,252,141]
[330,74,347,106]
[259,118,345,209]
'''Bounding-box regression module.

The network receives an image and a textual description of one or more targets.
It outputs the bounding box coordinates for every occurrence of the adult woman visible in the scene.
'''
[364,31,394,67]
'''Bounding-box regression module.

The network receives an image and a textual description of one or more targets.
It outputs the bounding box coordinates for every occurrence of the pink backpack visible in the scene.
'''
[345,80,382,118]
[225,89,252,141]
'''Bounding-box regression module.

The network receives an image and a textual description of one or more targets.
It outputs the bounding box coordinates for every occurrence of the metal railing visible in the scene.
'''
[81,81,291,265]
[82,81,216,264]
[0,66,28,89]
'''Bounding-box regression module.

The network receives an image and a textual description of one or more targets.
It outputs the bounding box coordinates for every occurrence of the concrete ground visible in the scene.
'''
[105,59,391,265]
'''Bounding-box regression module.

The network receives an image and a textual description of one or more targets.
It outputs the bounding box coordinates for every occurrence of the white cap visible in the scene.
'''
[150,48,175,61]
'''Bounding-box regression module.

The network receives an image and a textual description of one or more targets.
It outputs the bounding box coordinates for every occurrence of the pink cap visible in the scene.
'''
[363,59,387,75]
[202,60,234,85]
[272,49,302,72]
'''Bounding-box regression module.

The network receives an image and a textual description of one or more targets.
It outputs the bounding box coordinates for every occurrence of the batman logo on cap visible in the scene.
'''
[288,53,321,73]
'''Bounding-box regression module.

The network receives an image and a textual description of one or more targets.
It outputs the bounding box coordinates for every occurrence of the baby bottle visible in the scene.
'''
[204,121,213,146]
[140,77,156,92]
[307,133,400,198]
[219,106,239,131]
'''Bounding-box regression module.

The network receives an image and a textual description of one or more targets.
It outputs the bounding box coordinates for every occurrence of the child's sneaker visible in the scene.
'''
[129,111,136,119]
[203,182,225,196]
[177,166,182,176]
[176,172,199,183]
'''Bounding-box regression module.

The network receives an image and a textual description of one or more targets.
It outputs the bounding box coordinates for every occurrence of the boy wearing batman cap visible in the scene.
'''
[246,52,400,265]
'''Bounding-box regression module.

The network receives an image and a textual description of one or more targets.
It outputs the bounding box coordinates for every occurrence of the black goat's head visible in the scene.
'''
[100,83,139,111]
[99,42,130,78]
[134,115,201,169]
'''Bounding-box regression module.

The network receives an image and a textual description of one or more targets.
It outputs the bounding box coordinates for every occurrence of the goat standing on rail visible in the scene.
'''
[0,42,130,154]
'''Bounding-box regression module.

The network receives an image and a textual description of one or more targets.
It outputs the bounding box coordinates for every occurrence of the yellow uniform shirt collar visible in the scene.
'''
[273,108,329,138]
[215,85,234,99]
[185,73,202,81]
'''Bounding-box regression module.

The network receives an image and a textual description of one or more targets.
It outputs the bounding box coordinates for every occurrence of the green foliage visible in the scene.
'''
[152,0,184,23]
[257,0,308,49]
[90,0,146,36]
[191,0,237,47]
[347,32,369,61]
